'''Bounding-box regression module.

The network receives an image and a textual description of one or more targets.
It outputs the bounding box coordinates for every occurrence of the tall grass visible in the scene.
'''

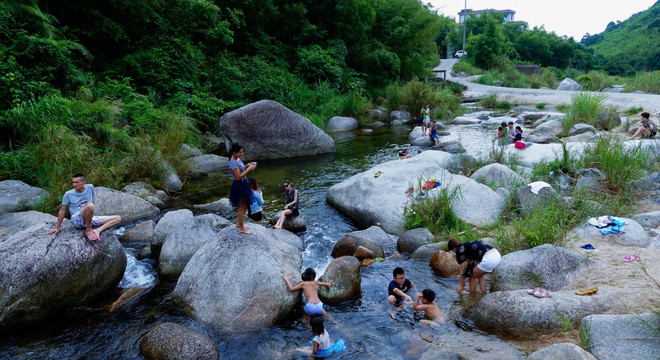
[625,71,660,93]
[403,179,471,237]
[561,92,607,133]
[380,80,461,120]
[451,59,483,75]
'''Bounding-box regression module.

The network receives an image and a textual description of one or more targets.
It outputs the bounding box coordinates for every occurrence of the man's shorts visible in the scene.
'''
[477,249,502,273]
[304,301,324,315]
[70,212,103,229]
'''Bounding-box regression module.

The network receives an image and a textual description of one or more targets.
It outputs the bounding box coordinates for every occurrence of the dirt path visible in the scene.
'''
[434,59,660,113]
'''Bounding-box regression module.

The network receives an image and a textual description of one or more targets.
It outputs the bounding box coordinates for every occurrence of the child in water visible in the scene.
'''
[412,289,448,326]
[282,268,332,316]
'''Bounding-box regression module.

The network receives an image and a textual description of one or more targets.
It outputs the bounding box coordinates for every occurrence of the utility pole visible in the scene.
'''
[462,0,467,50]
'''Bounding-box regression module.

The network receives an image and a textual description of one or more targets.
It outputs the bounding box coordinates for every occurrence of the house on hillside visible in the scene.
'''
[457,9,527,26]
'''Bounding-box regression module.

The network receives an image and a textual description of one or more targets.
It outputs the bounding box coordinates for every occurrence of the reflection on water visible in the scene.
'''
[1,118,526,359]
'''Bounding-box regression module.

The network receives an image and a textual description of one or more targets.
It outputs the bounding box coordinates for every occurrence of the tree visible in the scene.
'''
[465,15,510,69]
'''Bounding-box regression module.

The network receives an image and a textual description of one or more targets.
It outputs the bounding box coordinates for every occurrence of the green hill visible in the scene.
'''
[582,0,660,74]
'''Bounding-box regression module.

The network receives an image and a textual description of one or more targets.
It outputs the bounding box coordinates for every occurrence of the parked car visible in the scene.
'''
[454,50,467,58]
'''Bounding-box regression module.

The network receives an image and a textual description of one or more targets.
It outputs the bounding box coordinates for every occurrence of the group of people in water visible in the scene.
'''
[228,143,300,234]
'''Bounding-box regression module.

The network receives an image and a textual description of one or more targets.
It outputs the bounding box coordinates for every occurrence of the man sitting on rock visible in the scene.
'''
[46,173,121,242]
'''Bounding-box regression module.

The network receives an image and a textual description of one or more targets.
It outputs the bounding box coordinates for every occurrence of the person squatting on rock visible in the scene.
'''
[273,180,299,229]
[448,239,502,293]
[46,173,121,242]
[228,143,257,235]
[282,268,332,317]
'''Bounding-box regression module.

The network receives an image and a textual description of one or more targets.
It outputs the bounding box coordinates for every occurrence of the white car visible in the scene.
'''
[454,50,467,58]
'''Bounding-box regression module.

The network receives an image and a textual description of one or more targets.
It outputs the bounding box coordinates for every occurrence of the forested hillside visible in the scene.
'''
[582,0,660,75]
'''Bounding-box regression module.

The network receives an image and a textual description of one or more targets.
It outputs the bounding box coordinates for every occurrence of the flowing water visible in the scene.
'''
[1,113,530,359]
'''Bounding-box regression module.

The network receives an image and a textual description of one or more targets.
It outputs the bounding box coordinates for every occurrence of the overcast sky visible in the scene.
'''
[429,0,657,40]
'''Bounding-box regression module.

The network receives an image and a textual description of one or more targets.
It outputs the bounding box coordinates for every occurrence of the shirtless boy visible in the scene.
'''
[412,289,448,326]
[282,268,332,316]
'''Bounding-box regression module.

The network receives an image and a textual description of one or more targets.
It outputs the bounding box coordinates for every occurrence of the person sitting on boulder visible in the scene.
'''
[282,268,332,316]
[273,180,299,229]
[387,267,415,305]
[448,239,501,294]
[398,149,411,159]
[46,173,121,242]
[632,112,657,139]
[429,121,440,145]
[412,289,448,326]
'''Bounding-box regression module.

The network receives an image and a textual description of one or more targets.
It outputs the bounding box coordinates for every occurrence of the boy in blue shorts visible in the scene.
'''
[282,268,333,316]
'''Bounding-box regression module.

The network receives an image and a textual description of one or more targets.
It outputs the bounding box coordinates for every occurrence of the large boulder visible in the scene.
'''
[464,289,615,339]
[410,243,445,259]
[270,213,307,232]
[160,161,183,192]
[219,100,335,160]
[568,123,597,136]
[430,141,464,154]
[0,180,47,215]
[470,163,524,189]
[327,116,358,132]
[172,224,303,334]
[451,116,480,125]
[95,187,159,225]
[526,343,596,360]
[563,132,596,143]
[140,322,219,360]
[318,256,361,303]
[0,222,126,328]
[411,136,434,146]
[153,209,194,247]
[332,226,394,258]
[193,198,232,213]
[119,220,155,243]
[187,154,229,178]
[556,78,581,91]
[490,244,593,291]
[122,182,168,208]
[581,313,660,360]
[180,143,203,158]
[594,111,621,131]
[408,126,424,142]
[571,218,649,247]
[390,110,411,123]
[533,120,563,137]
[397,228,434,254]
[633,210,660,229]
[514,182,561,216]
[0,211,56,242]
[159,214,232,277]
[326,151,505,235]
[430,250,460,277]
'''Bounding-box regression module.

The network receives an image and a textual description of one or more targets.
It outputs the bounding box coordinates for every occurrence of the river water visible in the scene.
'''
[1,113,529,359]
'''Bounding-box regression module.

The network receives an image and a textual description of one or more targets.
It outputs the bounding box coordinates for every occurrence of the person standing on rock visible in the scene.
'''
[448,239,501,294]
[272,180,299,229]
[46,173,121,242]
[420,104,431,136]
[228,143,257,235]
[505,122,515,144]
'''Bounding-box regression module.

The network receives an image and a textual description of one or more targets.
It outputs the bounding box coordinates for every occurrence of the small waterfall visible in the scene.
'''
[118,248,158,288]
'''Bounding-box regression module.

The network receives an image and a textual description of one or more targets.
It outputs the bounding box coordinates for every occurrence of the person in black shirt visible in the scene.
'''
[448,239,501,294]
[387,267,415,305]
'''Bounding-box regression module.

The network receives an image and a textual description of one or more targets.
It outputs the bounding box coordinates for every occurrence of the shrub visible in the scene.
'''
[478,93,498,108]
[403,180,471,236]
[380,80,460,119]
[536,103,547,110]
[562,92,607,133]
[451,59,483,75]
[625,71,660,93]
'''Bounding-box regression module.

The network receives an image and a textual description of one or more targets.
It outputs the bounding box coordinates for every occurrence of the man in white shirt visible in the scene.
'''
[46,173,121,242]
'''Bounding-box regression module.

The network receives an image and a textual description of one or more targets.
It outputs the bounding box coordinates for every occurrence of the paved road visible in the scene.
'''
[434,59,660,113]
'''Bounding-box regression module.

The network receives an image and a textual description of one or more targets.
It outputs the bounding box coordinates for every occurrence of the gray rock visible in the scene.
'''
[327,116,358,132]
[318,256,361,303]
[527,134,558,144]
[0,211,55,242]
[430,250,460,277]
[602,87,623,93]
[172,224,302,334]
[410,243,444,259]
[193,198,232,213]
[153,209,194,246]
[563,132,596,143]
[557,78,581,91]
[370,121,385,127]
[122,182,169,205]
[332,226,394,258]
[270,213,307,232]
[412,136,434,146]
[534,120,563,137]
[595,111,621,131]
[204,135,224,153]
[140,322,219,360]
[496,187,511,200]
[650,235,660,249]
[0,180,48,215]
[219,100,335,160]
[160,161,183,192]
[514,182,561,216]
[95,187,159,225]
[179,143,203,158]
[0,222,126,328]
[581,313,660,360]
[632,210,660,228]
[119,220,155,243]
[634,172,660,192]
[326,151,505,235]
[491,244,592,291]
[390,119,403,126]
[569,123,597,136]
[572,218,649,247]
[451,116,480,125]
[408,126,424,141]
[526,343,596,360]
[159,214,232,277]
[187,154,229,178]
[370,108,388,120]
[397,228,434,254]
[464,289,614,339]
[470,163,524,190]
[390,110,411,123]
[431,141,464,154]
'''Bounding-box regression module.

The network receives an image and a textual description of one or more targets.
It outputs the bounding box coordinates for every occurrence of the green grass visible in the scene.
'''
[561,92,607,134]
[626,106,643,115]
[451,58,483,75]
[536,103,547,110]
[380,80,461,120]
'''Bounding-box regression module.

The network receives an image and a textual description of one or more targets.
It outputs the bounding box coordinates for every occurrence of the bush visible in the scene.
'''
[625,71,660,93]
[403,181,472,237]
[451,59,483,75]
[562,92,607,133]
[380,80,461,119]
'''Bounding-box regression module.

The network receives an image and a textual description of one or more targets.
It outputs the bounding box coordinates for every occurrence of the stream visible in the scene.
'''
[1,109,534,359]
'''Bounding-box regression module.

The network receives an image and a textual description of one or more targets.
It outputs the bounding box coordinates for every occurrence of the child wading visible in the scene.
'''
[282,268,332,316]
